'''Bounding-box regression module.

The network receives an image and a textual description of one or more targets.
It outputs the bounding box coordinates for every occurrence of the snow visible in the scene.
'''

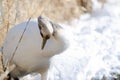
[20,0,120,80]
[75,0,120,79]
[47,0,120,80]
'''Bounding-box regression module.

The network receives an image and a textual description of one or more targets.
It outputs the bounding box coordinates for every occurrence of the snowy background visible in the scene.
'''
[21,0,120,80]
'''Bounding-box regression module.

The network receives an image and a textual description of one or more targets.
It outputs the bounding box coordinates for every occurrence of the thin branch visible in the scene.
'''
[9,17,31,64]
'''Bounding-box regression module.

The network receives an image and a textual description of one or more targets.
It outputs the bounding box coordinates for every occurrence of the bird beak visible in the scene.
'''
[41,37,47,50]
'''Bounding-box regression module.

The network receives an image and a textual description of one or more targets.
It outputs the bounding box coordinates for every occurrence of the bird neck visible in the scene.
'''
[55,28,72,51]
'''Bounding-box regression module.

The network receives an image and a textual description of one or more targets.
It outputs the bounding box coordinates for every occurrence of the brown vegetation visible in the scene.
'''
[0,0,94,47]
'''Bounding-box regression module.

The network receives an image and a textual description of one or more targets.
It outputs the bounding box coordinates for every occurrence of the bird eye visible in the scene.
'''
[45,35,50,39]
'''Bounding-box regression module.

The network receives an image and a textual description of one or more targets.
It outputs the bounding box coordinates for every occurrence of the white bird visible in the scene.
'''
[2,16,73,80]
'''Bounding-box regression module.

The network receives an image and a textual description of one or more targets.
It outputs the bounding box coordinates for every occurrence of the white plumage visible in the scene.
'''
[2,16,73,80]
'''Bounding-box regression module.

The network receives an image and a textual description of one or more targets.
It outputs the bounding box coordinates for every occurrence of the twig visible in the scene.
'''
[9,17,31,64]
[0,50,4,74]
[0,64,16,80]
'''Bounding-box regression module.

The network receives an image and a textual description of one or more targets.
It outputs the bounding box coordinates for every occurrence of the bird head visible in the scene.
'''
[38,16,54,50]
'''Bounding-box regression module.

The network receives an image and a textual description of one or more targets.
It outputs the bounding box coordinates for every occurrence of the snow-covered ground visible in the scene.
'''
[21,0,120,80]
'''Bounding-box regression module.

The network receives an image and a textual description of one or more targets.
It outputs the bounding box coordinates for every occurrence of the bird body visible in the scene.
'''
[2,16,72,79]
